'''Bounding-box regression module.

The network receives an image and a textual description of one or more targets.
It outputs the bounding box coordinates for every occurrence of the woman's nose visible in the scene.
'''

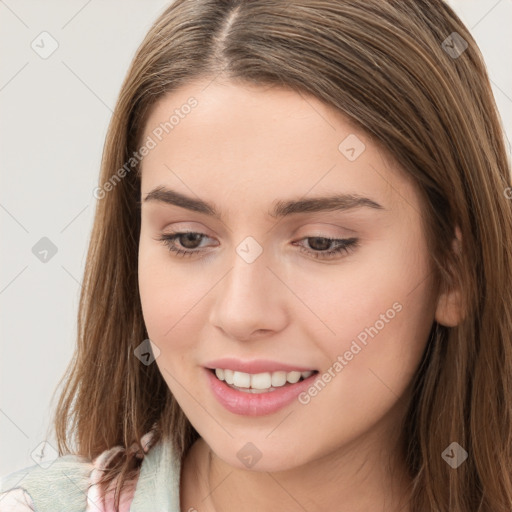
[207,242,289,342]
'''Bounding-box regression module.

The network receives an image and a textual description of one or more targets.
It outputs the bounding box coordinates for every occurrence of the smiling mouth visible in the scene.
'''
[208,368,319,393]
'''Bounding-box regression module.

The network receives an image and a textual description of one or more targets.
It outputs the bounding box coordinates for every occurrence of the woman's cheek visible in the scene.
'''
[310,269,428,386]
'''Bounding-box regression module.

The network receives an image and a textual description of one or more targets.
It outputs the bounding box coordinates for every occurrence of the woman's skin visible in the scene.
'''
[137,79,462,512]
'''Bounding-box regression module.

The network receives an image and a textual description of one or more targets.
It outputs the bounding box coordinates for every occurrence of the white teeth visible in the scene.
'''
[271,371,287,387]
[224,369,234,385]
[287,371,301,384]
[233,371,251,388]
[251,372,272,390]
[213,368,315,390]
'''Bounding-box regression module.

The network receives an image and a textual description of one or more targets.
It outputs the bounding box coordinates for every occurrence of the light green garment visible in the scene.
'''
[0,435,181,511]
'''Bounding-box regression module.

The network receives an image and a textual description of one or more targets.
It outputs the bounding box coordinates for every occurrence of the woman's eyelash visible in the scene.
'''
[155,232,359,260]
[156,232,212,258]
[294,236,359,259]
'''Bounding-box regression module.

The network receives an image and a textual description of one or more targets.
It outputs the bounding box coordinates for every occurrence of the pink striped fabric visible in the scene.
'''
[86,430,155,511]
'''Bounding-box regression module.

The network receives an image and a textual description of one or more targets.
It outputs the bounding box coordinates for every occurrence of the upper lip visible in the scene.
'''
[204,358,317,374]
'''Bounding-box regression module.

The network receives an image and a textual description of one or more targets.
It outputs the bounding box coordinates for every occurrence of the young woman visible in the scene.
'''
[2,0,511,511]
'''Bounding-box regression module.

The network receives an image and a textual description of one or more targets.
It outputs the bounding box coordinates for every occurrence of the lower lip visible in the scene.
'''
[204,368,317,416]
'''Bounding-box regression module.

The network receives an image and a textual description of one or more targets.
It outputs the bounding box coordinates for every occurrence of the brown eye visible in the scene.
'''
[307,237,333,251]
[156,231,212,257]
[155,232,359,261]
[294,236,359,260]
[178,232,204,249]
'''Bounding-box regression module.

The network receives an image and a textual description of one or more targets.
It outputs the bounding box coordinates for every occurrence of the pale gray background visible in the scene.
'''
[1,0,511,478]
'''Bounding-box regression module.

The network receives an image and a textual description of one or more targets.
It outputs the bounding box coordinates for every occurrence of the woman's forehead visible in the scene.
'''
[138,81,419,218]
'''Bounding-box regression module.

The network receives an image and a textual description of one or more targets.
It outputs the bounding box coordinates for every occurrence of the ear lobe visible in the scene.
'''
[434,226,464,328]
[435,288,463,327]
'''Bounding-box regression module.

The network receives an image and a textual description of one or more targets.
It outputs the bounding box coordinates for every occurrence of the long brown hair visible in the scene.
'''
[51,0,512,510]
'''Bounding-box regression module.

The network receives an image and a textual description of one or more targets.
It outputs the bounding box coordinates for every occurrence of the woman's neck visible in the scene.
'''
[180,430,413,512]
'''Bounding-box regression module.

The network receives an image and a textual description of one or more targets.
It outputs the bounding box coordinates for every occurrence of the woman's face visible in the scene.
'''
[138,79,440,472]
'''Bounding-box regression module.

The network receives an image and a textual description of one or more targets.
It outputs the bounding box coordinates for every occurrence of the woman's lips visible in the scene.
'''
[204,367,318,416]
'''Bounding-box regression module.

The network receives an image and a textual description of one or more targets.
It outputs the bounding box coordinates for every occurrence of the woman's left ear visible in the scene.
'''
[434,226,464,327]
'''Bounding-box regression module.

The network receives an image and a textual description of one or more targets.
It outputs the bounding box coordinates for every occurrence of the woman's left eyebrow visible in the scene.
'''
[141,186,386,220]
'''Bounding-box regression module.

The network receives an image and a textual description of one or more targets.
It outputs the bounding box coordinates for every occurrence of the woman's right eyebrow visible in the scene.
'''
[140,185,386,220]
